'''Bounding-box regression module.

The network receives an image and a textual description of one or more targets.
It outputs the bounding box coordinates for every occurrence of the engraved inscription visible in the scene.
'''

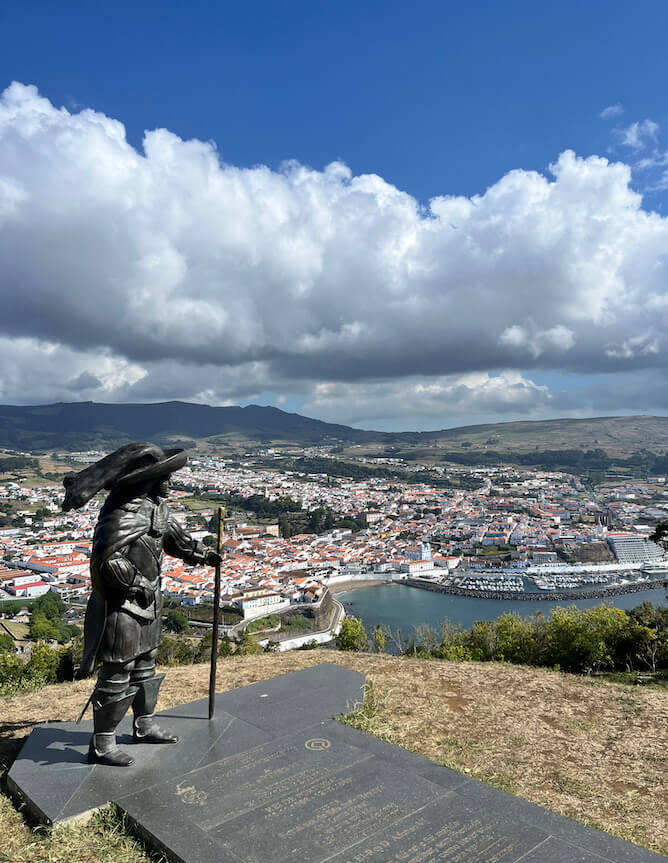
[346,814,539,862]
[276,783,402,849]
[209,753,445,862]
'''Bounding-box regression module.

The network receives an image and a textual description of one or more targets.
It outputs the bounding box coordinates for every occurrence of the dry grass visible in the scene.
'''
[1,651,667,859]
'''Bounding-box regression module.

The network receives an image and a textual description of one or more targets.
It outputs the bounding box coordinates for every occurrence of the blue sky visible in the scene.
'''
[4,0,668,203]
[2,0,668,430]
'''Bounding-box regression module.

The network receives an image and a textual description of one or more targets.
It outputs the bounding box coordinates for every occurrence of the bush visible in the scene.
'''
[156,635,197,666]
[0,653,28,695]
[334,616,368,652]
[236,629,261,655]
[0,641,77,697]
[0,632,15,653]
[280,614,315,633]
[246,614,280,633]
[218,633,235,657]
[164,608,190,634]
[400,603,668,677]
[296,639,319,650]
[543,605,630,673]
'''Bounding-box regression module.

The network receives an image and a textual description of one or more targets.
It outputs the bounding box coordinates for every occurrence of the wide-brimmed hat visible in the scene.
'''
[115,446,187,489]
[62,442,187,511]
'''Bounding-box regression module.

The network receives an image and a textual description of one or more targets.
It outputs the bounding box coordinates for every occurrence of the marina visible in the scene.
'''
[403,574,668,602]
[337,582,668,638]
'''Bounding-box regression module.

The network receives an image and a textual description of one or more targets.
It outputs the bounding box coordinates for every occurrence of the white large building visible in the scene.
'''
[607,533,664,564]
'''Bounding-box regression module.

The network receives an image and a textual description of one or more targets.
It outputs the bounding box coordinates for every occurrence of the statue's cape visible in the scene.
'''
[79,496,155,677]
[78,592,105,678]
[92,498,153,567]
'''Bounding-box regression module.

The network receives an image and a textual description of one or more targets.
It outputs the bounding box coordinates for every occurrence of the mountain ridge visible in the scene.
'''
[1,400,668,456]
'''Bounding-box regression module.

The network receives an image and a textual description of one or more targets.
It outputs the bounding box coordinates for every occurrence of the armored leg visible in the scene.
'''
[88,662,136,767]
[130,650,179,745]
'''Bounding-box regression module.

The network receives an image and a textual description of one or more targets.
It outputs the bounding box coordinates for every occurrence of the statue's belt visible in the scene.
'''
[119,596,157,621]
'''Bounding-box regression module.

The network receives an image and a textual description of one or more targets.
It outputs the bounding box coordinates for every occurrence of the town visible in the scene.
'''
[2,446,668,652]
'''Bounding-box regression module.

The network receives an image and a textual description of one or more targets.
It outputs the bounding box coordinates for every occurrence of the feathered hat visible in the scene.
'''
[61,442,187,511]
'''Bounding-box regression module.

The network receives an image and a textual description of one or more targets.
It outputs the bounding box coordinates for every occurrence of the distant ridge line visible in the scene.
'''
[0,401,667,454]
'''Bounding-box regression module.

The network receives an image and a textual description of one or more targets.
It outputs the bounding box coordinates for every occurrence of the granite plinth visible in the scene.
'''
[8,663,665,862]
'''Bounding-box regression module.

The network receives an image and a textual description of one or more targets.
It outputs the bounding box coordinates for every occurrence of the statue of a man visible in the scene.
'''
[62,442,221,767]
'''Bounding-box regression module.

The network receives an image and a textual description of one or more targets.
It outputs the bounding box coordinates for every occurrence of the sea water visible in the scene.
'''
[337,583,668,642]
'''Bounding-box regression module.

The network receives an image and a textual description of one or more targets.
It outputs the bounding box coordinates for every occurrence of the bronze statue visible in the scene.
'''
[62,443,221,766]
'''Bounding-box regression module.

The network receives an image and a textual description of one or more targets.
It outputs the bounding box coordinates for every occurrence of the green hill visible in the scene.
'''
[2,401,668,458]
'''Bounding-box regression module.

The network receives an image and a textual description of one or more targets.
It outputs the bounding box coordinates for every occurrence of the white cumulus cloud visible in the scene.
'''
[2,83,668,428]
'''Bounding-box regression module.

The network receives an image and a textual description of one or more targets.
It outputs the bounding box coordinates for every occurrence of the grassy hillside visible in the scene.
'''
[2,401,668,457]
[1,651,666,860]
[427,414,668,456]
[351,415,668,461]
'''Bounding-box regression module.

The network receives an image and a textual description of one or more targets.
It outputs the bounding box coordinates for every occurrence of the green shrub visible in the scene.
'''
[334,616,368,651]
[246,614,280,633]
[0,632,15,653]
[0,641,76,697]
[156,635,197,666]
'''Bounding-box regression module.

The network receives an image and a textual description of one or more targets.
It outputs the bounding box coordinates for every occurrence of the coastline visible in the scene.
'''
[328,579,391,594]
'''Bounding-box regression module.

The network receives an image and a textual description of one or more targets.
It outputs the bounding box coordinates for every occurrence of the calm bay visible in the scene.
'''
[337,582,668,641]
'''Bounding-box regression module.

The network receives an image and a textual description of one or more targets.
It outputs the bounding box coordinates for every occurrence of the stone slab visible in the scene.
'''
[454,778,664,863]
[8,662,364,825]
[117,717,666,863]
[325,793,549,863]
[9,663,665,862]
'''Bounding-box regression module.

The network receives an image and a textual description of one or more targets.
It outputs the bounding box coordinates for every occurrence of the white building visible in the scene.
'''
[6,574,51,598]
[607,533,664,563]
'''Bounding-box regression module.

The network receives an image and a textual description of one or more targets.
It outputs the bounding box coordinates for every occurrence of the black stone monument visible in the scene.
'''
[8,664,664,862]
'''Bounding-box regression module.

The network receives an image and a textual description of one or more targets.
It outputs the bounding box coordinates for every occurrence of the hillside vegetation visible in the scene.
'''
[1,651,666,861]
[2,401,668,457]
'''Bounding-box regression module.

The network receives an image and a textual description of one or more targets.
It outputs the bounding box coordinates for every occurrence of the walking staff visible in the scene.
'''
[208,506,225,720]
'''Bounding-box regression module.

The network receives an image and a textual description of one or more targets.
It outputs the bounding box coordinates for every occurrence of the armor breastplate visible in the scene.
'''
[123,499,168,580]
[119,498,169,620]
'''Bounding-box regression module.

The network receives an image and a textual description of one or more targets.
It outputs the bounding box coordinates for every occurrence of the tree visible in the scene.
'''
[494,613,538,665]
[26,642,62,686]
[29,613,60,642]
[0,632,15,653]
[218,633,234,657]
[165,608,190,634]
[32,591,66,622]
[465,620,497,661]
[195,631,213,662]
[236,628,261,655]
[157,635,196,666]
[334,616,368,652]
[278,513,291,539]
[544,605,630,673]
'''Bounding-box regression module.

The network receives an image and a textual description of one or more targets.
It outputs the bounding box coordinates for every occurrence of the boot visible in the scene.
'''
[132,673,179,744]
[88,690,137,767]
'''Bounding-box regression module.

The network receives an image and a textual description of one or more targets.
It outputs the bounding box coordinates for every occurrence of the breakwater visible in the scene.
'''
[403,578,668,602]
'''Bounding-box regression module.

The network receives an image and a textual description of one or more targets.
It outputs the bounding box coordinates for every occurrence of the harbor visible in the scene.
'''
[337,581,668,637]
[403,574,668,602]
